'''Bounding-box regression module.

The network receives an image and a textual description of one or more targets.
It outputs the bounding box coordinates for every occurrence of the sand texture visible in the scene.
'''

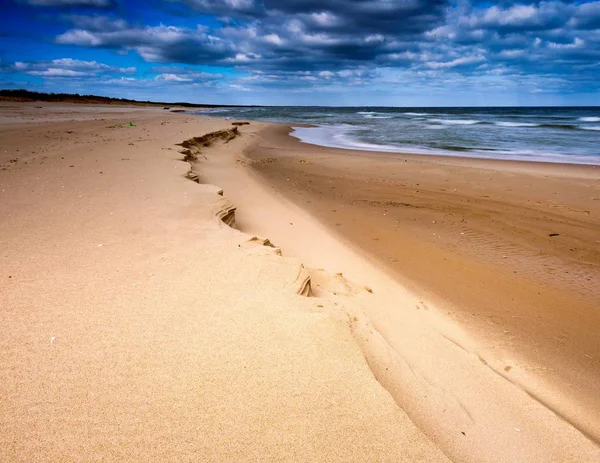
[0,104,447,462]
[196,121,600,461]
[243,126,600,447]
[1,104,599,462]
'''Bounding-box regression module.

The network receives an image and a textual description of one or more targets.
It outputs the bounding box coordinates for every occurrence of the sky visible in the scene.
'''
[0,0,599,106]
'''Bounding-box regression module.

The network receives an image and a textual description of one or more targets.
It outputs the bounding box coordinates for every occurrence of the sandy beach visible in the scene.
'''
[245,125,600,440]
[1,103,599,462]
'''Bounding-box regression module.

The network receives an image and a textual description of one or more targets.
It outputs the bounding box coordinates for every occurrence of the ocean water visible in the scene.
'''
[196,106,600,165]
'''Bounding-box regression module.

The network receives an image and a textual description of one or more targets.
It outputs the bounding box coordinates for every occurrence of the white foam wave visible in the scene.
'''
[404,112,427,116]
[290,125,600,166]
[364,115,393,119]
[428,118,480,125]
[581,126,600,131]
[291,125,401,153]
[578,117,600,122]
[423,125,446,130]
[200,108,231,113]
[495,121,539,127]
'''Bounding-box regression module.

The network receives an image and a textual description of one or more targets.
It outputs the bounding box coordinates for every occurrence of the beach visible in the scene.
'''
[245,124,600,439]
[1,103,599,462]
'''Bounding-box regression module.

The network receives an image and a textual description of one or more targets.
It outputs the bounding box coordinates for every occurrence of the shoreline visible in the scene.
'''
[281,124,600,171]
[288,124,600,167]
[2,103,600,461]
[197,105,600,167]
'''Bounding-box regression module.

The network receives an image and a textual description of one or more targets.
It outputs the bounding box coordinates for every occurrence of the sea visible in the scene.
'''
[196,106,600,165]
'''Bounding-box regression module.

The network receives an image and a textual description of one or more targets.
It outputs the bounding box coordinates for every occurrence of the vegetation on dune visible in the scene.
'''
[0,89,239,108]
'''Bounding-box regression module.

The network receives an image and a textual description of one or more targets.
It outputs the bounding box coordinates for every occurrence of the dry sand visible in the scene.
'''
[0,104,447,462]
[1,104,599,462]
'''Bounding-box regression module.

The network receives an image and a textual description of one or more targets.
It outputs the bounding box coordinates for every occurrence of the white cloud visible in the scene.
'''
[155,73,193,82]
[425,55,486,69]
[263,34,284,46]
[28,68,89,76]
[56,29,102,46]
[548,37,585,49]
[500,49,526,58]
[11,58,136,78]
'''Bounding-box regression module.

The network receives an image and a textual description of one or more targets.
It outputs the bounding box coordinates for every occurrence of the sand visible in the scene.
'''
[1,103,599,462]
[242,125,600,446]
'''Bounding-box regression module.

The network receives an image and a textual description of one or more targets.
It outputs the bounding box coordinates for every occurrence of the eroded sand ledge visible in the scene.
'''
[0,104,598,462]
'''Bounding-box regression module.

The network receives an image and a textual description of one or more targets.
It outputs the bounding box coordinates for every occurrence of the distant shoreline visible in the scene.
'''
[0,89,242,108]
[4,90,600,109]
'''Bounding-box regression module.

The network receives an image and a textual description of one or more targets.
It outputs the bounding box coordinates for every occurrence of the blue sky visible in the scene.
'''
[0,0,599,106]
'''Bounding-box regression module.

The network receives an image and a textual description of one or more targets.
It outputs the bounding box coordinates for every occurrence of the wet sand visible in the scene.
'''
[245,124,600,442]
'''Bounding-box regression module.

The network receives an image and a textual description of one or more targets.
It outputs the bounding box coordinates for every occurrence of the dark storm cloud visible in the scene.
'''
[46,0,600,93]
[55,0,449,69]
[177,0,448,33]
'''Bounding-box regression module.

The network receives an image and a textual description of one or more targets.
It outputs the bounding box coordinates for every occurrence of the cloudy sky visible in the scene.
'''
[1,0,599,105]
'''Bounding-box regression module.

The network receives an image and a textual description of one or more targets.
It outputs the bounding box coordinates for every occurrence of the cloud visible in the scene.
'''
[56,22,235,64]
[52,1,600,80]
[425,55,486,69]
[155,73,192,82]
[5,0,599,100]
[153,67,222,83]
[462,2,573,31]
[55,0,448,70]
[27,68,88,76]
[6,58,135,77]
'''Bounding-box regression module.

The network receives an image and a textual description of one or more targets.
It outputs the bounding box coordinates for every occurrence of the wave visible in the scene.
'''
[306,114,335,119]
[423,125,447,130]
[403,112,428,116]
[290,125,600,165]
[495,121,539,127]
[201,108,232,113]
[356,111,394,119]
[490,121,595,130]
[578,117,600,122]
[291,124,404,153]
[539,123,578,130]
[428,118,480,125]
